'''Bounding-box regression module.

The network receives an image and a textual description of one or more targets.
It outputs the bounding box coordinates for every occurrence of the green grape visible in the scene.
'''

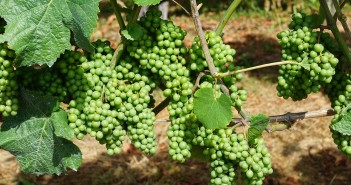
[20,67,68,102]
[56,41,132,155]
[276,13,339,100]
[191,115,273,185]
[126,7,196,160]
[189,31,236,74]
[167,97,199,162]
[189,31,247,108]
[209,158,236,185]
[0,43,19,117]
[331,129,351,156]
[325,68,351,158]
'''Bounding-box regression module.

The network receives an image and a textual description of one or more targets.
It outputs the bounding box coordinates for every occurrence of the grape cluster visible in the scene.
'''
[288,12,320,30]
[189,31,247,108]
[276,12,339,100]
[125,7,198,161]
[331,130,351,157]
[209,158,236,185]
[105,64,158,154]
[189,31,235,72]
[20,68,68,102]
[0,43,18,117]
[167,97,199,162]
[325,69,351,157]
[55,41,158,155]
[127,7,192,100]
[193,125,273,185]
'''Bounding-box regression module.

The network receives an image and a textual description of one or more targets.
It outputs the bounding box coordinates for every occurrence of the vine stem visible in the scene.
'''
[190,0,249,121]
[332,0,351,43]
[110,5,141,69]
[109,0,126,30]
[217,61,300,78]
[190,0,217,77]
[110,41,125,68]
[215,0,242,35]
[152,97,171,115]
[266,108,335,131]
[320,0,351,64]
[155,108,335,132]
[171,0,191,15]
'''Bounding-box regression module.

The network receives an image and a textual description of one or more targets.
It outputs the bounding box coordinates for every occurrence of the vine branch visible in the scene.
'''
[190,0,249,121]
[153,97,171,115]
[110,5,141,69]
[320,0,351,64]
[215,0,242,35]
[109,0,126,30]
[217,61,300,78]
[156,108,335,132]
[332,0,351,43]
[190,0,250,121]
[190,0,218,77]
[266,108,335,131]
[172,0,191,15]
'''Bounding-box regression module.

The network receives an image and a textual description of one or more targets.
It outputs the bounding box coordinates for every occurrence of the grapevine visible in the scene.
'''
[0,0,350,184]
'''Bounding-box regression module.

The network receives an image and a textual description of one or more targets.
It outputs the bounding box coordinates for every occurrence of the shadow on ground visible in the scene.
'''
[227,33,282,82]
[16,151,210,185]
[293,147,351,185]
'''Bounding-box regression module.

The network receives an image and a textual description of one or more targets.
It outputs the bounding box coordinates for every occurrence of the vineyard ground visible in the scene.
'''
[1,10,351,185]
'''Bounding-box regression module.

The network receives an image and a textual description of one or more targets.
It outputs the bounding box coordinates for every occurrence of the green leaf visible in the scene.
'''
[248,114,269,144]
[331,111,351,135]
[0,90,82,175]
[194,88,233,129]
[121,23,145,41]
[133,0,161,6]
[52,110,75,141]
[0,0,100,67]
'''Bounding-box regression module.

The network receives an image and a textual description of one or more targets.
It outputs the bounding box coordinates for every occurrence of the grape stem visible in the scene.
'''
[190,0,250,121]
[320,0,351,64]
[215,0,242,35]
[216,61,301,78]
[331,0,351,43]
[155,108,335,132]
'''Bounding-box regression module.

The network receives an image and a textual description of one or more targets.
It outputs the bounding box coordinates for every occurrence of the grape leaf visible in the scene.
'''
[0,90,81,175]
[194,88,233,129]
[133,0,161,6]
[248,114,269,144]
[331,111,351,135]
[0,0,100,67]
[121,23,146,41]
